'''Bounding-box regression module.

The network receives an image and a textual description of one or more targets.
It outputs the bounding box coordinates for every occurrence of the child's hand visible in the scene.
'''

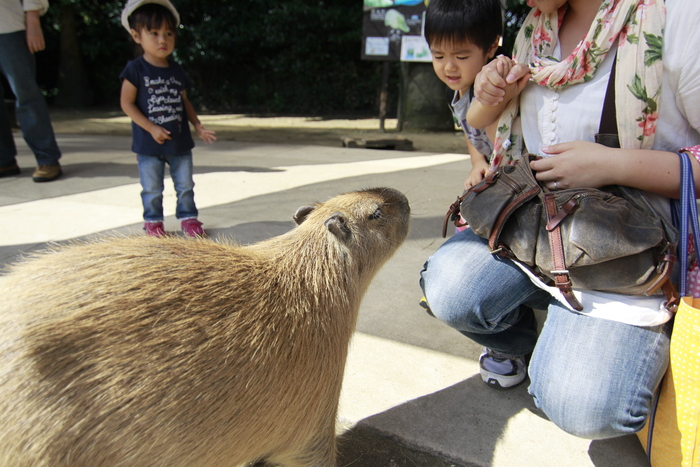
[149,125,172,144]
[494,55,514,77]
[475,56,530,106]
[196,124,217,144]
[495,56,530,103]
[464,158,490,190]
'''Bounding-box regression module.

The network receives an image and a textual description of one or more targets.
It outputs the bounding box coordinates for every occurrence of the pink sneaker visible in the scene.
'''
[181,218,205,237]
[144,221,166,237]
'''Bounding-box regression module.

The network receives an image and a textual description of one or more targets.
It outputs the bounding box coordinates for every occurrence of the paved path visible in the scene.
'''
[0,133,650,466]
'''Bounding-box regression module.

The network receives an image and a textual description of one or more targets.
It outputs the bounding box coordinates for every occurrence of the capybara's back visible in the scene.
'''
[0,188,410,467]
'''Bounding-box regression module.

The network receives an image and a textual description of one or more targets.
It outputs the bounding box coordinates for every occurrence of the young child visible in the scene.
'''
[424,0,503,190]
[119,0,216,238]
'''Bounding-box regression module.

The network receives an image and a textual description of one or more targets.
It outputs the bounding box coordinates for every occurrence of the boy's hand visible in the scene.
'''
[464,158,490,190]
[475,57,530,106]
[149,125,172,144]
[195,123,217,144]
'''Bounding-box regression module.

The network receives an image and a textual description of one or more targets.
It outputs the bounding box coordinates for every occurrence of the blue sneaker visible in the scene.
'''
[479,347,527,389]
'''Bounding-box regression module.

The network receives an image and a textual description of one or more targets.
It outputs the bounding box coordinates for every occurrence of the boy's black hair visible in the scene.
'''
[424,0,503,52]
[128,3,178,33]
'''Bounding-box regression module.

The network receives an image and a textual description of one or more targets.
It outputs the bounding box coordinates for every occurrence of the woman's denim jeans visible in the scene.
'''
[137,152,197,222]
[420,228,670,439]
[0,31,61,168]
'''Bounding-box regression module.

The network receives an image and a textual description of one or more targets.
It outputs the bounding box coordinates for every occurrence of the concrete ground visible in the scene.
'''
[0,113,651,466]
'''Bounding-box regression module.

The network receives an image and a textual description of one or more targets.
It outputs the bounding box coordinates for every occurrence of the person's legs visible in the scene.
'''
[0,31,61,167]
[167,152,198,220]
[0,76,19,171]
[528,302,671,439]
[137,154,166,223]
[420,228,550,355]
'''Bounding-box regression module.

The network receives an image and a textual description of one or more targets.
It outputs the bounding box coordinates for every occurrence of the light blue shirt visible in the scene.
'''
[450,88,493,158]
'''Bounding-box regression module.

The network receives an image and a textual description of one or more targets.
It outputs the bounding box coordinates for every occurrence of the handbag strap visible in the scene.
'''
[646,152,696,463]
[595,58,621,149]
[543,193,584,311]
[678,151,700,296]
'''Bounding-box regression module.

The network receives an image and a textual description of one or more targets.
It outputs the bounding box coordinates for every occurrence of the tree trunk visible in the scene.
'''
[55,2,92,108]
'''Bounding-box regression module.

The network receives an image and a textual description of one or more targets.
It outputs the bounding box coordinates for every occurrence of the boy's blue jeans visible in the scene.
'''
[420,228,670,439]
[0,31,61,168]
[137,152,198,222]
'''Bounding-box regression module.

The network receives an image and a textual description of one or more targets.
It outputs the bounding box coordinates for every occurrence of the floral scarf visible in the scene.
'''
[490,0,665,171]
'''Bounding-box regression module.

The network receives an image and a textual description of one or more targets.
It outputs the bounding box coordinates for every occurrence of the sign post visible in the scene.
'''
[361,0,433,131]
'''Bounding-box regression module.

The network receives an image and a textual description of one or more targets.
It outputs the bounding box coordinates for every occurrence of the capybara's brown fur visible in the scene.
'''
[0,188,410,467]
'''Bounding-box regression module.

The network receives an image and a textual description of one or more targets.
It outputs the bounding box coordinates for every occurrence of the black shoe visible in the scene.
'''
[0,163,20,178]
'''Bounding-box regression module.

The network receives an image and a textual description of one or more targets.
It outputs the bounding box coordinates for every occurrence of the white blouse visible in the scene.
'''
[516,0,700,326]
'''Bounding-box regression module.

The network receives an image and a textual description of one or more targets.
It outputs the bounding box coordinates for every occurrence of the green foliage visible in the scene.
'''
[35,0,529,114]
[503,0,530,55]
[175,0,384,113]
[40,0,132,107]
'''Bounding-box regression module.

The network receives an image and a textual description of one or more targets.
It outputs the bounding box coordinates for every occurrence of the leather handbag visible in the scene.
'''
[443,59,677,310]
[443,153,678,310]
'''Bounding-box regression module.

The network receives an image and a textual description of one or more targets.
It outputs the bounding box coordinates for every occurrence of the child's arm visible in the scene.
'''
[182,90,216,144]
[464,138,490,190]
[466,56,530,130]
[120,79,172,144]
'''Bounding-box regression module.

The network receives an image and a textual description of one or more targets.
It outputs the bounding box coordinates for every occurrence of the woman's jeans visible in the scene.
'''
[0,31,61,168]
[137,152,198,222]
[420,228,671,439]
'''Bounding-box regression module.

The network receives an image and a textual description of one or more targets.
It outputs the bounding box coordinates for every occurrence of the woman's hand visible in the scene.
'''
[530,141,618,190]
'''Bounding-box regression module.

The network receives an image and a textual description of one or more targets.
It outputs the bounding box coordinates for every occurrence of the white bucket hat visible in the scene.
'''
[121,0,180,32]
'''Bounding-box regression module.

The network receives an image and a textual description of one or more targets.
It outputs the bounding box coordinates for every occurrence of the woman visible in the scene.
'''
[420,0,700,439]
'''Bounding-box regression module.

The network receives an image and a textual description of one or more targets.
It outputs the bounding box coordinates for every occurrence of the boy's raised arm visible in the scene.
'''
[467,56,530,130]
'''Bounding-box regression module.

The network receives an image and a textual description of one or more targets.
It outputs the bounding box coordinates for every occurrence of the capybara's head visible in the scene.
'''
[292,187,410,276]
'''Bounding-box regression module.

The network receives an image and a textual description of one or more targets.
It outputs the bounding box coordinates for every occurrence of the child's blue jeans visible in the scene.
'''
[137,152,198,222]
[419,228,671,439]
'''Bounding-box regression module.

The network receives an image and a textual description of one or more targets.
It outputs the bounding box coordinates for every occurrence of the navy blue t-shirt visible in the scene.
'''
[119,56,195,156]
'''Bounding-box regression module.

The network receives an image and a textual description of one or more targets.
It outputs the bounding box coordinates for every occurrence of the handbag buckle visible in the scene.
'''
[550,269,570,275]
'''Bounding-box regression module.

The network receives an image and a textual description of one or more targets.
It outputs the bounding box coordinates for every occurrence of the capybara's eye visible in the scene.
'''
[369,208,382,220]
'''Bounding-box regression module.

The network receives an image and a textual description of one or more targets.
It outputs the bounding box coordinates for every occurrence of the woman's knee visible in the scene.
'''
[530,380,647,439]
[420,235,494,328]
[422,276,484,331]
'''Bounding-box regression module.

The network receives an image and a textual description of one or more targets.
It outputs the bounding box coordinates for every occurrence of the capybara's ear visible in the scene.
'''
[293,205,315,225]
[325,213,351,241]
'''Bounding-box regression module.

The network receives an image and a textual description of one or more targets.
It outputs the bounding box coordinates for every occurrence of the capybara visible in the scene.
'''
[0,187,410,467]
